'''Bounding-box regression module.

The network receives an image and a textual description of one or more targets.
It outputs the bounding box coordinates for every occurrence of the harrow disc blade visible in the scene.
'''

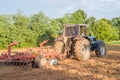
[0,62,2,66]
[0,61,6,67]
[0,60,31,68]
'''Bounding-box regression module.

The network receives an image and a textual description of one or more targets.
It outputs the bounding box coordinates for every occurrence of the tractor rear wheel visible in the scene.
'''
[35,55,47,68]
[74,38,90,60]
[54,41,66,60]
[54,41,64,53]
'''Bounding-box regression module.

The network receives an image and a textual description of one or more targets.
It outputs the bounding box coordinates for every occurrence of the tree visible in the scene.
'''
[71,10,87,24]
[61,13,71,24]
[90,19,119,41]
[0,15,15,48]
[86,16,96,27]
[86,16,96,35]
[111,17,120,40]
[12,10,32,47]
[29,12,51,46]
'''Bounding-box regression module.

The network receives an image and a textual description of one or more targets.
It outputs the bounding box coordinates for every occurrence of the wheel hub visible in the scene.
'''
[40,58,47,66]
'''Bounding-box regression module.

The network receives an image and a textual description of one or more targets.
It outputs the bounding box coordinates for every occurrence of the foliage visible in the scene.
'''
[87,19,119,41]
[71,10,87,24]
[111,17,120,39]
[0,9,120,49]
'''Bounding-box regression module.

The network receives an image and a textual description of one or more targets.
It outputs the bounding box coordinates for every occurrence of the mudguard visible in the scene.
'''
[92,40,103,51]
[92,40,106,57]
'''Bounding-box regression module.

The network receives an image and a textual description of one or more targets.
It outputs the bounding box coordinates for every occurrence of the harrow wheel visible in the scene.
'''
[74,38,91,61]
[35,55,47,68]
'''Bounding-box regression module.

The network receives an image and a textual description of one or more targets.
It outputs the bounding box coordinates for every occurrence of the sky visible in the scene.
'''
[0,0,120,19]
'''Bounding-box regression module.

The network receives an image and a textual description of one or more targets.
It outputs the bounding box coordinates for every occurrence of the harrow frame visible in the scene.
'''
[0,41,61,67]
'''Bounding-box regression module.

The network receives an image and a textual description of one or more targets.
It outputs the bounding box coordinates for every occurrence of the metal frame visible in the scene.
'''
[0,41,62,66]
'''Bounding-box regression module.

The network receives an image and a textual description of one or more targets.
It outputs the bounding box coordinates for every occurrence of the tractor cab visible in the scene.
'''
[63,24,87,38]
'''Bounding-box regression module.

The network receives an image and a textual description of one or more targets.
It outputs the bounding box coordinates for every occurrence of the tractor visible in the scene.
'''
[54,24,106,60]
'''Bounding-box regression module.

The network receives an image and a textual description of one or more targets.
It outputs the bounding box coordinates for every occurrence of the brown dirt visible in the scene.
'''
[0,45,120,80]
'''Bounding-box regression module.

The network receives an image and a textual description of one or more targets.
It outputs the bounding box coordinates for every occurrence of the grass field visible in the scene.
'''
[105,40,120,45]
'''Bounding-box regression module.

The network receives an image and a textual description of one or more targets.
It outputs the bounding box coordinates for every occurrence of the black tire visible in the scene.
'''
[35,55,47,68]
[74,38,91,60]
[95,40,106,57]
[54,41,66,60]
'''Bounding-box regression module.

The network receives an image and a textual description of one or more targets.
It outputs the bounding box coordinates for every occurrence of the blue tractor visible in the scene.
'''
[54,24,106,60]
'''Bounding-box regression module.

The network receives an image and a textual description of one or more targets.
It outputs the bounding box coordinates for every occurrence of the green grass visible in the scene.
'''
[105,40,120,44]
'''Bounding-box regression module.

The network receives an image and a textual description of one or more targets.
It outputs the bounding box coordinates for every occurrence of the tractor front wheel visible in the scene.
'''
[95,40,106,57]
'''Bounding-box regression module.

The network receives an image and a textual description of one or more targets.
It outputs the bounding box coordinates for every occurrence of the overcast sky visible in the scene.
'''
[0,0,120,19]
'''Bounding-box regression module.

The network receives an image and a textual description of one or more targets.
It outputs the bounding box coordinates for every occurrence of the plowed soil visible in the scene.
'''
[0,45,120,80]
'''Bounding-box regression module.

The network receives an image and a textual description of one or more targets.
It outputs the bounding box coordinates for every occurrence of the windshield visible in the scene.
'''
[64,26,79,37]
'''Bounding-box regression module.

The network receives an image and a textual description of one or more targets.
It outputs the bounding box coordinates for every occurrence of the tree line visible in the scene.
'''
[0,9,120,49]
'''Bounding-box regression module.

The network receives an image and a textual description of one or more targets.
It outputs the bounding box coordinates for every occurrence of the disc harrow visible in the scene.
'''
[0,41,62,68]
